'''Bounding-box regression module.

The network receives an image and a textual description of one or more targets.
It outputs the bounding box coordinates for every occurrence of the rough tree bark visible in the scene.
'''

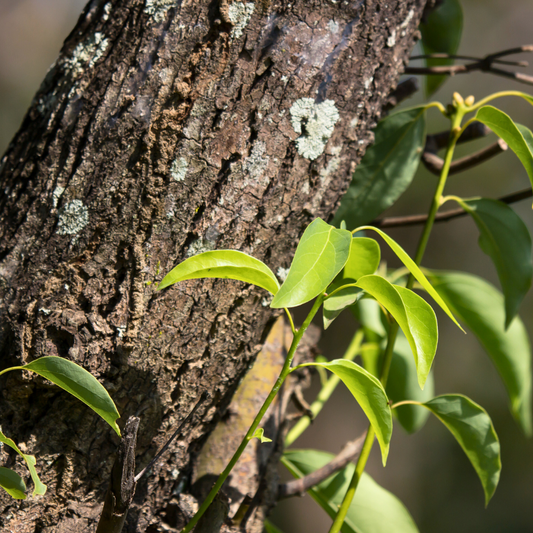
[0,1,431,531]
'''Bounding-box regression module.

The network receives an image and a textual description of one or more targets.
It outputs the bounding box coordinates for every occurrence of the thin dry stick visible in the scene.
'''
[405,44,533,85]
[278,432,367,499]
[372,187,533,228]
[422,139,508,176]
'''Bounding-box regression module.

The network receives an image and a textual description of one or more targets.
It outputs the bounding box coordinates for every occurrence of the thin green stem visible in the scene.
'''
[284,308,296,335]
[329,104,467,533]
[285,329,365,447]
[0,366,23,378]
[180,295,325,533]
[425,101,449,116]
[467,90,532,112]
[391,400,421,409]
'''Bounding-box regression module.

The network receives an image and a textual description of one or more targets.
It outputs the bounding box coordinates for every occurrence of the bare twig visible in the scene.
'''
[425,122,491,153]
[372,187,532,228]
[135,391,208,482]
[383,77,420,113]
[278,433,367,499]
[422,139,508,176]
[405,44,533,85]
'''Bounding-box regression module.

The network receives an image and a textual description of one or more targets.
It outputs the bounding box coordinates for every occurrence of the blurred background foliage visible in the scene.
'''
[1,0,532,531]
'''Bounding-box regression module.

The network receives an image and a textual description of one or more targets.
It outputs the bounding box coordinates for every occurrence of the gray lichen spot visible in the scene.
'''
[103,2,112,21]
[387,29,397,47]
[290,98,340,160]
[187,238,215,258]
[65,32,109,76]
[277,267,290,283]
[328,20,340,34]
[245,141,269,181]
[52,186,65,208]
[145,0,176,23]
[57,200,89,236]
[228,2,255,39]
[171,157,188,182]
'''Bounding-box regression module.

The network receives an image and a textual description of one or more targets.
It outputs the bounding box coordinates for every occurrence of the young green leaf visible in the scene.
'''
[386,333,434,434]
[271,219,352,308]
[323,238,381,328]
[452,197,532,327]
[420,394,501,506]
[295,359,392,465]
[419,0,463,95]
[474,106,533,190]
[355,275,438,389]
[158,250,280,295]
[428,271,532,436]
[357,226,463,331]
[0,467,26,500]
[0,429,46,496]
[251,428,272,443]
[21,356,121,437]
[332,107,426,229]
[282,449,420,533]
[323,286,363,330]
[264,520,285,533]
[352,298,387,340]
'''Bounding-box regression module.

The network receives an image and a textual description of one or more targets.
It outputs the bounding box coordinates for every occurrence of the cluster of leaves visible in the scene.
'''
[0,357,120,499]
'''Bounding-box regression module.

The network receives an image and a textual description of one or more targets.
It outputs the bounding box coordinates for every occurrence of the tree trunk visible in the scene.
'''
[0,1,430,531]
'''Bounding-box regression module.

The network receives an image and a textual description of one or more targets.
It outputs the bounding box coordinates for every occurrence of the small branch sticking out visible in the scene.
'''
[406,44,533,86]
[278,433,366,499]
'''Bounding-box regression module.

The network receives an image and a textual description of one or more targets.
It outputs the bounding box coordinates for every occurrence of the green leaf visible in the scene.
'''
[323,238,381,329]
[158,250,280,295]
[474,106,533,190]
[333,107,426,229]
[0,429,46,496]
[264,520,285,533]
[355,275,438,389]
[22,356,121,437]
[0,467,26,500]
[420,394,501,505]
[420,0,463,95]
[352,298,387,340]
[453,197,532,327]
[358,226,463,331]
[252,428,272,443]
[271,219,352,308]
[428,271,532,435]
[386,333,434,434]
[282,449,419,533]
[296,359,392,465]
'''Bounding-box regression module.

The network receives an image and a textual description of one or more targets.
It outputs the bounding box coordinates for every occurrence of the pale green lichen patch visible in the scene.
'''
[145,0,176,23]
[228,2,255,39]
[170,157,188,181]
[245,141,269,182]
[187,238,215,257]
[290,98,340,160]
[65,32,109,76]
[57,200,89,235]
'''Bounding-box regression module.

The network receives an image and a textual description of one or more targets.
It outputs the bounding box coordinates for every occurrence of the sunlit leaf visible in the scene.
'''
[158,250,280,295]
[282,449,419,533]
[386,333,434,434]
[252,428,272,443]
[357,226,463,330]
[453,197,532,327]
[295,359,392,465]
[475,106,533,190]
[420,0,463,95]
[323,238,380,328]
[419,394,501,505]
[355,275,438,389]
[0,467,26,500]
[352,298,387,340]
[21,356,121,437]
[0,429,46,496]
[333,107,426,229]
[428,271,532,435]
[271,219,351,308]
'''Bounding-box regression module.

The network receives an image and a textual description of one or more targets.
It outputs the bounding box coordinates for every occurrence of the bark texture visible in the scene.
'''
[0,0,429,531]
